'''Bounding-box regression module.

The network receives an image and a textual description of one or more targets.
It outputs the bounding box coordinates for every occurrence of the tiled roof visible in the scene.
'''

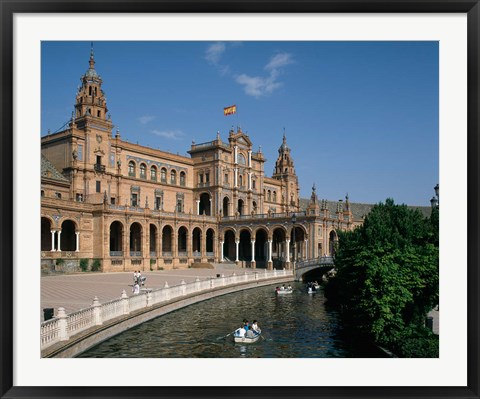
[300,198,431,220]
[41,154,69,183]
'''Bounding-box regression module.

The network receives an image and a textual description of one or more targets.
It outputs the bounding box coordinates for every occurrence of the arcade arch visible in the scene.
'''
[110,221,123,254]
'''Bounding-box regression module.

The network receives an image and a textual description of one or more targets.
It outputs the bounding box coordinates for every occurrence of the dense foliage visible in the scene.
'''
[324,199,439,357]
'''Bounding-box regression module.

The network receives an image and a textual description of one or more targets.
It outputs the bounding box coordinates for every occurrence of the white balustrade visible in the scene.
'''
[67,307,95,336]
[41,269,293,352]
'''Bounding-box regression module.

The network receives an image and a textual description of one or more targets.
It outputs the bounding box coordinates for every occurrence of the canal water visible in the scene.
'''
[79,283,387,358]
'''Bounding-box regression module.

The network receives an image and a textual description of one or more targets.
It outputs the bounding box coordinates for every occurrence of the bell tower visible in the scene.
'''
[73,44,111,130]
[272,131,300,211]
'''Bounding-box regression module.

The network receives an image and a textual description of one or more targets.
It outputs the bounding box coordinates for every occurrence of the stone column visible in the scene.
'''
[196,200,200,215]
[75,232,80,252]
[51,230,56,252]
[157,226,162,259]
[235,240,240,262]
[305,239,308,260]
[251,240,256,262]
[57,307,69,341]
[285,239,290,269]
[220,241,224,262]
[267,239,273,270]
[92,296,102,325]
[268,240,273,262]
[201,232,206,259]
[57,231,62,252]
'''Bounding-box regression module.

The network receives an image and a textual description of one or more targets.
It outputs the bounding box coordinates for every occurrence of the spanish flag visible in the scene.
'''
[224,105,237,116]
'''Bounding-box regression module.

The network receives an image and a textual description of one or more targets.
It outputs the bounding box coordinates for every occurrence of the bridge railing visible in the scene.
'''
[40,269,292,351]
[296,256,334,270]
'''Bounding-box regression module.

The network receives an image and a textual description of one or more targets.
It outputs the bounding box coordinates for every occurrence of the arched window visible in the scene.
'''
[268,190,271,201]
[273,191,277,202]
[239,175,243,187]
[170,170,177,185]
[161,168,167,183]
[180,171,186,186]
[150,165,157,181]
[128,161,136,177]
[238,153,246,165]
[139,163,146,179]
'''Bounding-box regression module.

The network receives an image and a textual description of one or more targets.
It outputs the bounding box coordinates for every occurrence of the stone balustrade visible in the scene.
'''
[40,269,291,351]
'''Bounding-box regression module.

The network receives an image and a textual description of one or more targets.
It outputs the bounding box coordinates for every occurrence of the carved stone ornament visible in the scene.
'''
[96,134,103,143]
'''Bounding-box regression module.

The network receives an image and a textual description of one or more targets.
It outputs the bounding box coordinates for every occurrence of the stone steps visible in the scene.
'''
[211,262,238,270]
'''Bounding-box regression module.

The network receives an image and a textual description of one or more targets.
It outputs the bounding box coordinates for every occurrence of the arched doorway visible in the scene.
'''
[178,226,188,257]
[254,228,268,268]
[272,227,286,268]
[223,230,236,261]
[239,229,251,261]
[130,222,142,256]
[110,221,123,255]
[150,224,157,256]
[60,220,76,251]
[238,199,244,216]
[290,226,305,262]
[162,225,173,256]
[206,228,214,256]
[223,196,230,217]
[41,217,52,251]
[199,193,211,216]
[192,227,202,256]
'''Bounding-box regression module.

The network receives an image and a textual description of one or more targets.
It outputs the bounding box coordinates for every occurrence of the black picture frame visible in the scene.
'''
[1,1,479,398]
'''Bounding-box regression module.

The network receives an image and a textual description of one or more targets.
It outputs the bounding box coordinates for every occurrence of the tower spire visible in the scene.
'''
[89,42,95,70]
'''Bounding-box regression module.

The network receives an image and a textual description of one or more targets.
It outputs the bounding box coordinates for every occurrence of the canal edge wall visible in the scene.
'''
[42,275,293,358]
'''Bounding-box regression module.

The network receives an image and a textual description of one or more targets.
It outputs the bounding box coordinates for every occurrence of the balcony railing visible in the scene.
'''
[94,164,106,173]
[110,251,123,257]
[130,251,142,257]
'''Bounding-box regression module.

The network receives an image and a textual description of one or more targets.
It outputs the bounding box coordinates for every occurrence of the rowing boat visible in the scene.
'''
[276,288,293,295]
[233,329,262,343]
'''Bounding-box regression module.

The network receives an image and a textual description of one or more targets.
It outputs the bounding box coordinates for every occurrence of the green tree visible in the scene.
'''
[325,199,439,357]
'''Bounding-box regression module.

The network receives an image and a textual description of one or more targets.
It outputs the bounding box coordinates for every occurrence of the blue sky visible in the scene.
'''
[41,41,438,206]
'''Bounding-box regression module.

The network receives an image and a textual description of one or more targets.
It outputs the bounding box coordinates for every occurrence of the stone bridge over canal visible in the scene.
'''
[294,256,335,281]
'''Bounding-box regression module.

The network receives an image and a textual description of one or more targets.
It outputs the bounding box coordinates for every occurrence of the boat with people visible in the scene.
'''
[232,319,262,343]
[306,281,320,294]
[233,329,262,343]
[275,284,293,295]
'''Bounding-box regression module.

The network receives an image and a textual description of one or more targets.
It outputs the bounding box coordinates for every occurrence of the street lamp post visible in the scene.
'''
[291,213,297,276]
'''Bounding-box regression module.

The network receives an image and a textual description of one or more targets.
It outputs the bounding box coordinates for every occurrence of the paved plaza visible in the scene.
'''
[41,265,255,319]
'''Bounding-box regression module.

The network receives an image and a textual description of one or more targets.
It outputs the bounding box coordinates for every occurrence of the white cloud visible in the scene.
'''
[265,53,293,71]
[235,72,282,98]
[151,129,185,140]
[205,45,294,98]
[138,115,155,125]
[236,53,293,97]
[205,42,226,64]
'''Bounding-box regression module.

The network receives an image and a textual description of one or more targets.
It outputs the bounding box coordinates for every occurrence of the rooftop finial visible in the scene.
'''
[312,183,316,192]
[89,42,95,70]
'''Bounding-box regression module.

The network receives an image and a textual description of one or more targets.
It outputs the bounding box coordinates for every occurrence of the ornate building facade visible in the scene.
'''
[41,49,364,273]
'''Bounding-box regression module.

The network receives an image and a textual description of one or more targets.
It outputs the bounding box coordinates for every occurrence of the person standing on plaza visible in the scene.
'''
[133,271,138,285]
[132,282,140,295]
